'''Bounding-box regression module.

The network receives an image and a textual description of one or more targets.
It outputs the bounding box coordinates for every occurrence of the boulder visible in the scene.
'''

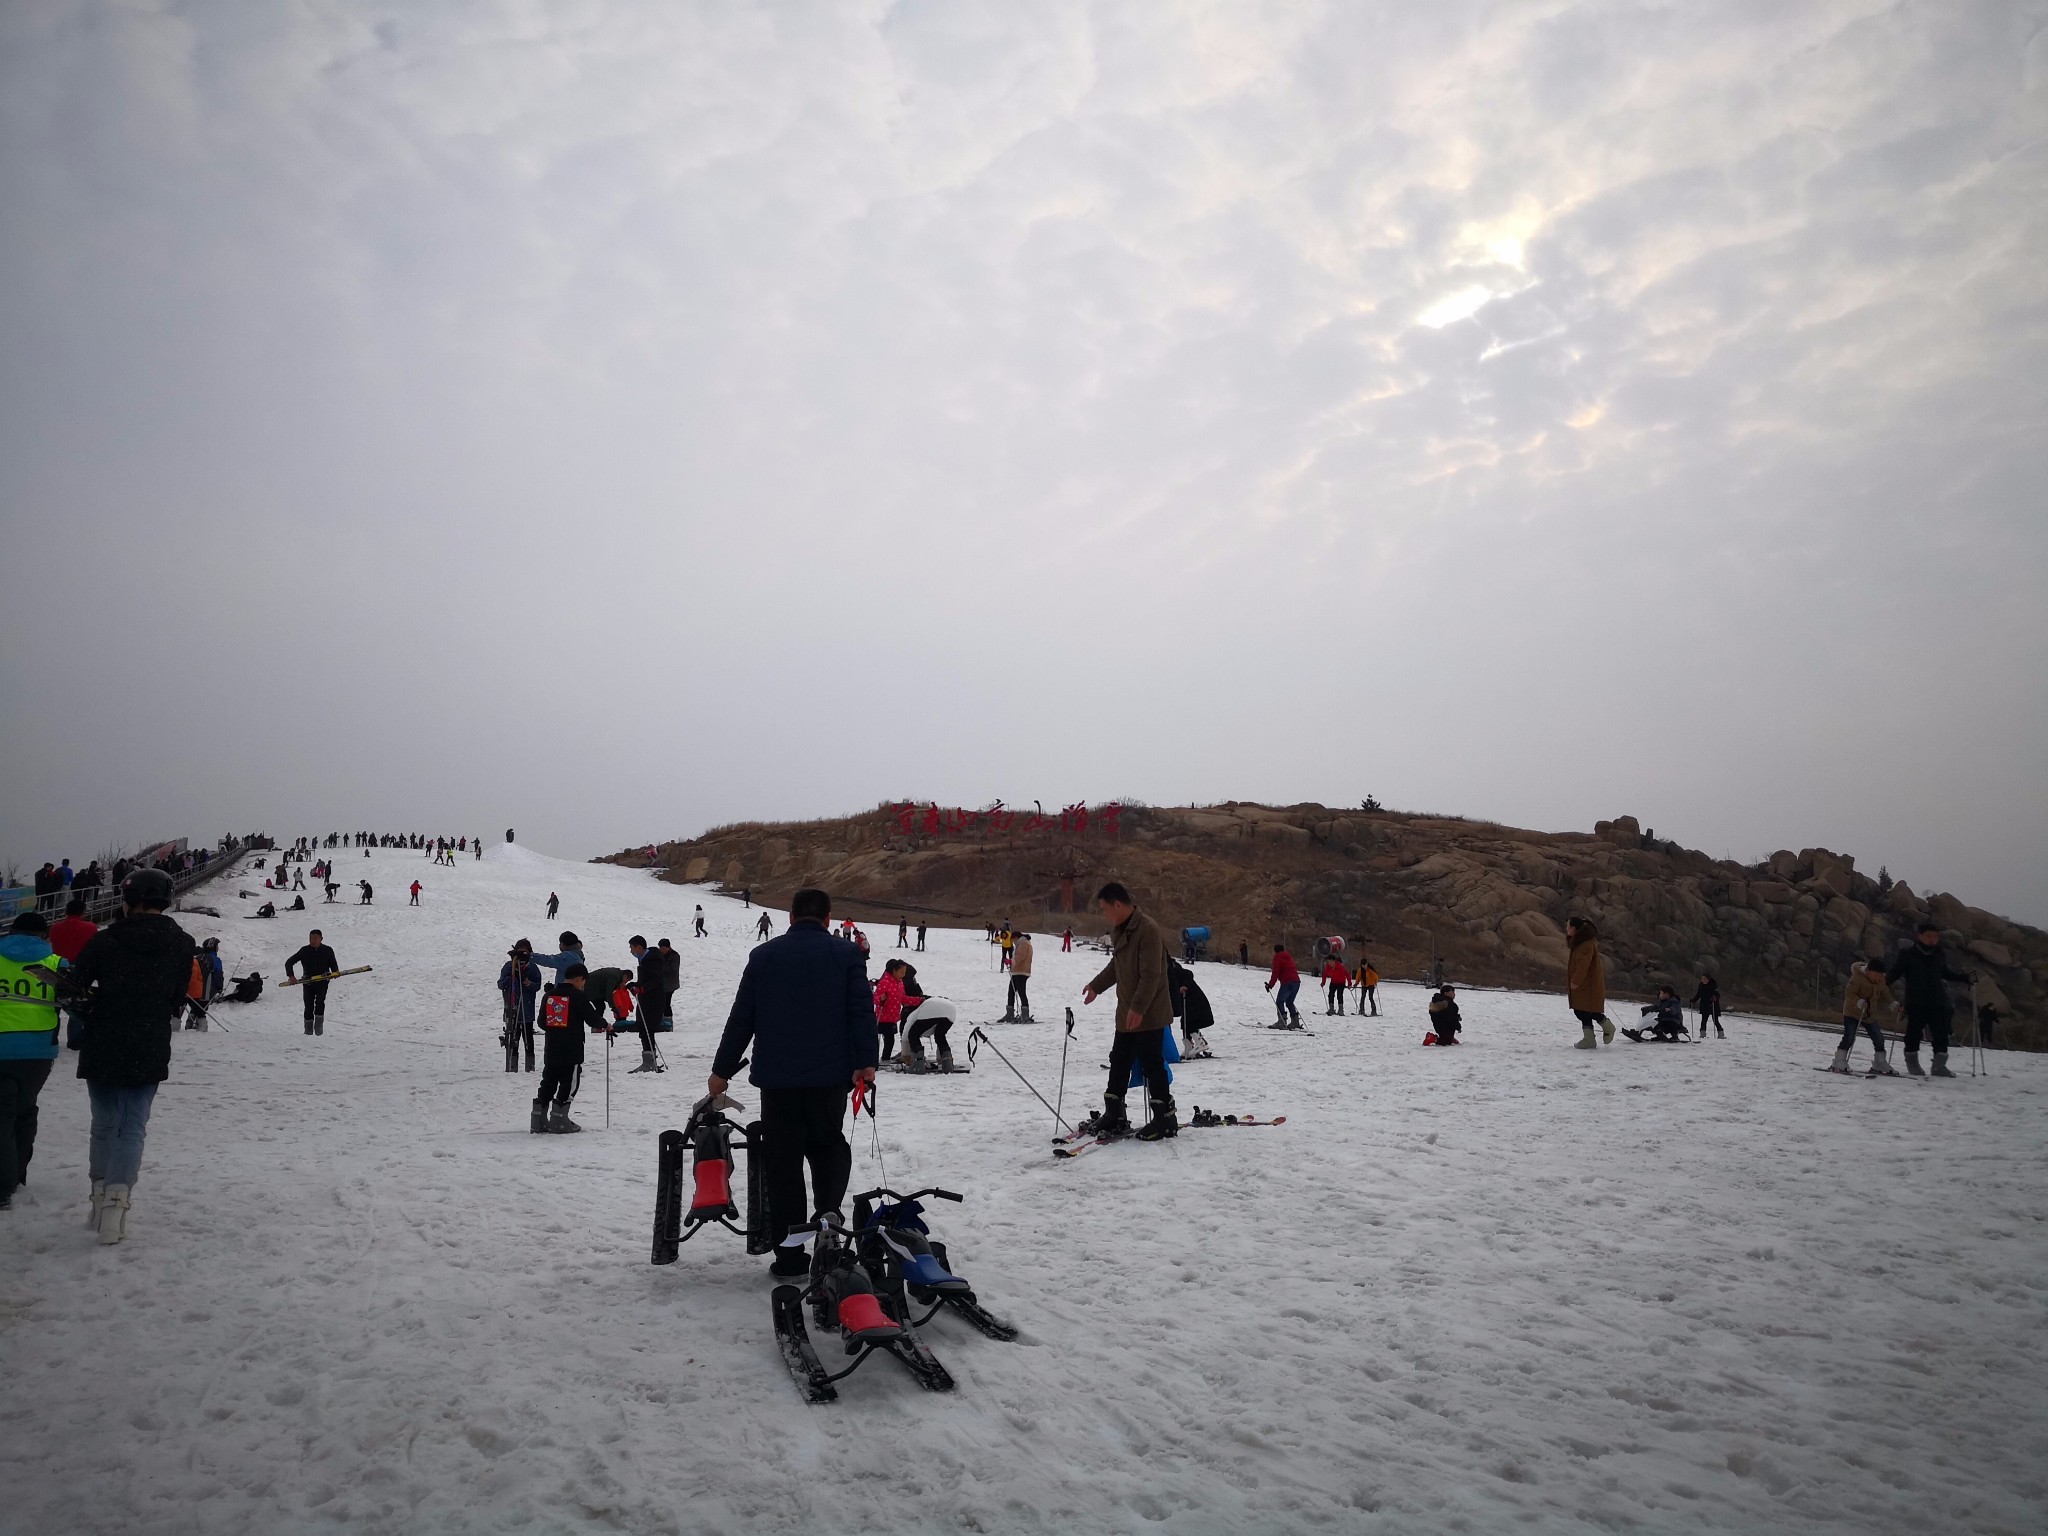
[1768,850,1798,879]
[684,856,711,882]
[1926,892,1969,930]
[723,860,744,886]
[1968,939,2015,969]
[1886,880,1920,916]
[1593,816,1641,846]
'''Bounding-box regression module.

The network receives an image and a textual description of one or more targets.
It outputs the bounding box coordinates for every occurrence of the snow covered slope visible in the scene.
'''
[6,844,2044,1535]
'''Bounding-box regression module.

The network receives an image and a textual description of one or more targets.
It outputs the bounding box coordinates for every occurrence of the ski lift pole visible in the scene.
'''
[1054,1008,1074,1141]
[967,1026,1077,1140]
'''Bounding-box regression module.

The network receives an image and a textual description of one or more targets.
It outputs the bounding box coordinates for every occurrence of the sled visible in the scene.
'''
[770,1212,957,1402]
[651,1090,770,1262]
[852,1187,1019,1342]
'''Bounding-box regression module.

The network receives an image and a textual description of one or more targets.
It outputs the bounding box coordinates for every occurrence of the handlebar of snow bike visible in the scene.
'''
[849,1186,962,1205]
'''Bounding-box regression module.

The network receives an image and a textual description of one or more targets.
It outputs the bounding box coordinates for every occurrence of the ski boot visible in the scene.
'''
[1575,1024,1598,1050]
[530,1098,549,1134]
[1866,1052,1899,1077]
[1092,1097,1133,1141]
[1136,1097,1179,1141]
[1904,1052,1926,1077]
[1018,1011,1033,1023]
[1826,1049,1854,1074]
[1714,1025,1726,1039]
[935,1048,955,1072]
[1189,1106,1223,1127]
[548,1104,582,1134]
[1930,1053,1954,1078]
[630,1050,659,1074]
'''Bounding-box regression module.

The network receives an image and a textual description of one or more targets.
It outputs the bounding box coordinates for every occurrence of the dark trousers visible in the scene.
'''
[906,1014,951,1054]
[538,1057,580,1106]
[1904,1010,1951,1055]
[303,980,329,1032]
[1326,981,1343,1013]
[0,1058,54,1196]
[1838,1013,1886,1051]
[759,1085,852,1245]
[639,989,675,1051]
[1358,986,1378,1015]
[916,934,925,951]
[1104,1028,1172,1112]
[504,1004,536,1070]
[1006,976,1030,1016]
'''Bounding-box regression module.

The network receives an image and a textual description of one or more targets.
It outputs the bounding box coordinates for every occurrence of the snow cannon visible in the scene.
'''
[1312,934,1346,963]
[651,1088,768,1263]
[1180,925,1211,961]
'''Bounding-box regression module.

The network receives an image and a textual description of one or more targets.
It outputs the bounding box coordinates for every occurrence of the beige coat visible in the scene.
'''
[1841,964,1897,1024]
[1086,907,1172,1033]
[1010,937,1033,977]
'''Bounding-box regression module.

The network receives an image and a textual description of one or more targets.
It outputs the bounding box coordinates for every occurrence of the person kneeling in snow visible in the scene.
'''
[534,964,608,1134]
[1425,986,1462,1044]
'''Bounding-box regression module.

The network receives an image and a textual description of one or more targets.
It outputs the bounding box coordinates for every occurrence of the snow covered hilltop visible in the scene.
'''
[611,802,2046,1047]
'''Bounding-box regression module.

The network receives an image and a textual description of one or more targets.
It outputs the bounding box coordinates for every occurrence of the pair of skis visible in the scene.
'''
[1245,1022,1315,1037]
[280,966,373,987]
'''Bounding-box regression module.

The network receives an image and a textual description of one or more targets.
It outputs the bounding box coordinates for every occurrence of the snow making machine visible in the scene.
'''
[1180,925,1211,962]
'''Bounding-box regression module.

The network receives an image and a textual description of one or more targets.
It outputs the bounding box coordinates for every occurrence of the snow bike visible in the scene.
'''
[850,1186,1019,1342]
[650,1090,771,1263]
[769,1210,957,1403]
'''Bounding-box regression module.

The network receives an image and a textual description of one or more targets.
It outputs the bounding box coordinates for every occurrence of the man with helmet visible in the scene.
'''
[55,866,195,1244]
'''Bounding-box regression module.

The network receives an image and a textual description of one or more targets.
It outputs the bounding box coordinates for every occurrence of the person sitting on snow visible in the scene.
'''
[1426,986,1462,1044]
[1631,987,1688,1041]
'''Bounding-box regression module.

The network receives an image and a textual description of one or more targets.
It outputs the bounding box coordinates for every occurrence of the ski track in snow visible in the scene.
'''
[5,844,2046,1535]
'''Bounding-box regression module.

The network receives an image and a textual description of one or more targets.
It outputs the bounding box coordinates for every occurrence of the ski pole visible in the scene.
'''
[1053,1008,1073,1139]
[967,1027,1077,1138]
[605,1032,612,1129]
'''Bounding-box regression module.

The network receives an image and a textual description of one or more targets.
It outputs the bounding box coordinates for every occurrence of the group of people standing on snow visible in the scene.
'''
[499,929,687,1130]
[1261,945,1381,1028]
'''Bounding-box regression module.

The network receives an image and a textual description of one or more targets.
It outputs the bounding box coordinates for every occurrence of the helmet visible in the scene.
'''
[122,868,175,908]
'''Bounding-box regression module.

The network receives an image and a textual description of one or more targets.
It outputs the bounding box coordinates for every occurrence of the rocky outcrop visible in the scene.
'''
[605,803,2047,1048]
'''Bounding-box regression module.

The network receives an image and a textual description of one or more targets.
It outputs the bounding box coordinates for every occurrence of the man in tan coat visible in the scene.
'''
[1001,932,1035,1022]
[1079,882,1177,1140]
[1565,916,1612,1050]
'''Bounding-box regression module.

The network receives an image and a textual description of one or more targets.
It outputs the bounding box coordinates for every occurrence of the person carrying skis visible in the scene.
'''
[1831,959,1900,1075]
[534,964,607,1134]
[707,887,878,1275]
[1565,917,1611,1049]
[546,893,559,920]
[873,959,909,1062]
[1078,882,1177,1141]
[55,867,195,1244]
[0,912,62,1211]
[1691,972,1724,1038]
[499,941,542,1072]
[1887,921,1974,1077]
[1426,985,1463,1044]
[1002,931,1034,1022]
[285,929,340,1035]
[1266,944,1302,1028]
[1167,956,1213,1058]
[1319,953,1348,1015]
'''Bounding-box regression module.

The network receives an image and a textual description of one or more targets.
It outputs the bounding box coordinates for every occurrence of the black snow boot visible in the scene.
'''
[1905,1052,1926,1078]
[770,1245,810,1278]
[548,1104,582,1134]
[529,1099,548,1134]
[1136,1096,1179,1141]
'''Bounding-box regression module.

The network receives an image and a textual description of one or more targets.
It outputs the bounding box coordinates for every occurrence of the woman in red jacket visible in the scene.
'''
[872,959,909,1062]
[1319,956,1349,1015]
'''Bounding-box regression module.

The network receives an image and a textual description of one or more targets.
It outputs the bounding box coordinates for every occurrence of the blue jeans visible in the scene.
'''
[1275,980,1301,1022]
[88,1082,158,1186]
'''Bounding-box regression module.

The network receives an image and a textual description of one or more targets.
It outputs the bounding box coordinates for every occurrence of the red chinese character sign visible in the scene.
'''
[887,801,1124,840]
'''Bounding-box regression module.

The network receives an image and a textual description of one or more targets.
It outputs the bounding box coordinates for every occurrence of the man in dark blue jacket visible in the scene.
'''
[1887,921,1974,1077]
[708,887,878,1274]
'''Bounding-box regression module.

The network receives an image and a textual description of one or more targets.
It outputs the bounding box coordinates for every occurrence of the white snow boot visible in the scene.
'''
[629,1050,657,1074]
[98,1184,130,1245]
[87,1178,106,1231]
[1601,1017,1616,1044]
[1930,1053,1955,1078]
[1866,1051,1899,1077]
[1826,1048,1853,1073]
[1575,1024,1598,1050]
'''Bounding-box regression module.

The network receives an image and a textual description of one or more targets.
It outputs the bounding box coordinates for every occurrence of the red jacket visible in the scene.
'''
[872,972,906,1025]
[1269,951,1299,985]
[49,915,98,962]
[1320,959,1348,984]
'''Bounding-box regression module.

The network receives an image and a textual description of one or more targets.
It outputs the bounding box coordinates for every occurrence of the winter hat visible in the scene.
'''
[565,963,589,980]
[10,911,49,936]
[559,931,581,948]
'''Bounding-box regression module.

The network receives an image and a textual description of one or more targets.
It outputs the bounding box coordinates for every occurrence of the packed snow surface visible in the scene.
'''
[6,845,2046,1536]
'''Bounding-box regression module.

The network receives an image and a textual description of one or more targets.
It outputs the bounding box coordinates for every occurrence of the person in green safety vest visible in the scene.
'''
[0,910,62,1211]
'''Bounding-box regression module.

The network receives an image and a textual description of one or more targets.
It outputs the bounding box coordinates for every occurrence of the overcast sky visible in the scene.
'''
[3,0,2044,922]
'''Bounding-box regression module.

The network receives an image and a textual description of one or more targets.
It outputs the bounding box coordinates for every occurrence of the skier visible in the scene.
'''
[285,929,341,1036]
[897,918,909,948]
[1077,883,1177,1141]
[323,881,340,904]
[1168,956,1213,1058]
[626,936,672,1073]
[1565,917,1611,1049]
[1887,921,1974,1078]
[999,927,1014,970]
[499,941,542,1072]
[694,905,707,938]
[357,880,373,905]
[918,921,928,952]
[56,868,195,1244]
[1265,944,1303,1029]
[546,893,559,921]
[1831,959,1899,1075]
[0,912,61,1211]
[873,958,909,1062]
[1357,959,1380,1016]
[1002,931,1034,1021]
[1319,953,1348,1015]
[1426,985,1462,1044]
[292,866,305,891]
[529,932,586,992]
[741,888,751,908]
[533,964,606,1133]
[706,887,879,1275]
[1691,972,1724,1038]
[898,985,959,1070]
[409,880,422,907]
[755,912,772,942]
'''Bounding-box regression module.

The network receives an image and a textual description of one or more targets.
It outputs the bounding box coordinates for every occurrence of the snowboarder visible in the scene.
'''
[1319,954,1348,1015]
[546,892,559,920]
[499,941,542,1072]
[1565,917,1612,1049]
[285,929,340,1036]
[755,912,773,942]
[1266,945,1302,1028]
[1887,921,1974,1078]
[1002,932,1034,1021]
[1831,959,1899,1075]
[706,887,879,1274]
[1426,985,1462,1044]
[357,880,373,905]
[409,880,422,907]
[1078,883,1177,1141]
[1168,956,1213,1058]
[56,868,194,1244]
[694,906,707,938]
[0,912,61,1211]
[534,964,605,1134]
[1691,972,1724,1038]
[1357,959,1380,1016]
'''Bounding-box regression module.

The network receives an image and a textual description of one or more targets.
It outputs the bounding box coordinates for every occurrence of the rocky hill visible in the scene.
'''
[605,802,2045,1048]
